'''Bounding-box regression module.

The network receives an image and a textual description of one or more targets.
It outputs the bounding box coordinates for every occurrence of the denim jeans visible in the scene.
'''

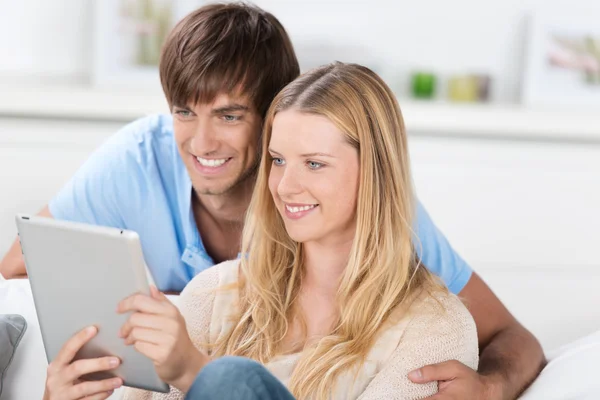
[185,356,296,400]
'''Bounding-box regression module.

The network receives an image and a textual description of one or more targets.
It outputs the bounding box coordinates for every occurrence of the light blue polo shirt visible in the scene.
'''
[49,114,472,293]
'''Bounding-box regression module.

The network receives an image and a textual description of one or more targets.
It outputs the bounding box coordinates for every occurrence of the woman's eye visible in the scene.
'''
[307,161,323,170]
[272,157,285,166]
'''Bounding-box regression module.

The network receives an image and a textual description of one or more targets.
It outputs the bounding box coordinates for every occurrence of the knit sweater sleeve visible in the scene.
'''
[358,293,479,400]
[121,264,221,400]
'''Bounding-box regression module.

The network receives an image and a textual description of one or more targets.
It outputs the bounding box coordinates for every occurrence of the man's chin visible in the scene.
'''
[191,168,257,197]
[192,179,241,196]
[194,186,230,196]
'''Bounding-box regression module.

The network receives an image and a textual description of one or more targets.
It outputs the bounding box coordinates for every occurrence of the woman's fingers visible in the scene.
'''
[119,312,169,339]
[124,327,165,346]
[45,328,123,400]
[149,285,161,299]
[81,390,115,400]
[66,378,122,400]
[54,326,98,366]
[133,341,164,362]
[64,356,120,383]
[117,293,173,316]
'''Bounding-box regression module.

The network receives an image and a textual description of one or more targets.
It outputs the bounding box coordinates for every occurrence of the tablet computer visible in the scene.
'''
[15,214,169,393]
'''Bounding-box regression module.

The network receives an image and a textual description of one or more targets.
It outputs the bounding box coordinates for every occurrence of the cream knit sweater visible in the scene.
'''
[124,259,478,400]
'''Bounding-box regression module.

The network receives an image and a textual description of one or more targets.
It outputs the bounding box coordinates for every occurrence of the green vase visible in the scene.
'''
[411,72,436,99]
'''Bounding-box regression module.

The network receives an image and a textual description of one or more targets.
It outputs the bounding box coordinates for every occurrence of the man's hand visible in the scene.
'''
[408,360,501,400]
[117,286,209,393]
[1,205,52,279]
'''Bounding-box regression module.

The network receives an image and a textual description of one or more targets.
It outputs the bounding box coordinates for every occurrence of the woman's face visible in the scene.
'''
[268,110,360,245]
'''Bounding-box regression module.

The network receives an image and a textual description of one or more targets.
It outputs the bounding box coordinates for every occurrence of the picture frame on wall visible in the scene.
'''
[522,11,600,108]
[92,0,203,90]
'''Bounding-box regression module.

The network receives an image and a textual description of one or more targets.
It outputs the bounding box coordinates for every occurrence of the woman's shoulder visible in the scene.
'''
[399,289,479,369]
[414,290,472,320]
[177,259,241,332]
[357,291,479,399]
[181,259,241,296]
[406,290,476,338]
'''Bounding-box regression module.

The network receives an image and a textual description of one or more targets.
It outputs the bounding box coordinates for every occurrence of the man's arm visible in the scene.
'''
[0,206,52,279]
[461,272,546,399]
[411,201,545,398]
[409,272,546,400]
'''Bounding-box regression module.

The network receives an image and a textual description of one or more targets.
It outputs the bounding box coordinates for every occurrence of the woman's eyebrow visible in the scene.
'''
[268,149,335,158]
[300,152,335,158]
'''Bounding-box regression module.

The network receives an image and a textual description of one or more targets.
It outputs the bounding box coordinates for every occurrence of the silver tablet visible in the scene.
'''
[15,214,169,393]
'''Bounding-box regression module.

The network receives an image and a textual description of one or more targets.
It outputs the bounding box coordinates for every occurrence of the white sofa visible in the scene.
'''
[3,275,600,399]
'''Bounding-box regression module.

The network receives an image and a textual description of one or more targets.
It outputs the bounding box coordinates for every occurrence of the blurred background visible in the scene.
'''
[0,0,599,351]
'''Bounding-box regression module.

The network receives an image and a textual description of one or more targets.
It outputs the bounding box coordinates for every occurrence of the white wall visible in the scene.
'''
[0,0,91,81]
[1,0,599,100]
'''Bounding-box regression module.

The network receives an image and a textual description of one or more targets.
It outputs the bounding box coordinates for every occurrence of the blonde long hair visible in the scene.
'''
[211,62,445,399]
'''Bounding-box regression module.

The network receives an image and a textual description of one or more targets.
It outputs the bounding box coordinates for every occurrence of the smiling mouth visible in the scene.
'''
[285,204,318,214]
[195,156,231,167]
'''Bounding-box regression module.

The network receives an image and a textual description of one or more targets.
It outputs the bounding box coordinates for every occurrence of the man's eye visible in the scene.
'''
[174,110,192,118]
[223,115,240,122]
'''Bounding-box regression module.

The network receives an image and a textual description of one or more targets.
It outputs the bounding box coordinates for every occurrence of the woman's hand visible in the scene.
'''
[117,286,209,393]
[43,326,123,400]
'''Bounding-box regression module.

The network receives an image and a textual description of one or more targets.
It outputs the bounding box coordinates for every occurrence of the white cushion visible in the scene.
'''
[519,330,600,400]
[0,275,48,400]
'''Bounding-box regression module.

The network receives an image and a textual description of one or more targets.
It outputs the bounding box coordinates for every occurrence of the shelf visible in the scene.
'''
[1,83,599,142]
[401,101,600,142]
[0,83,169,122]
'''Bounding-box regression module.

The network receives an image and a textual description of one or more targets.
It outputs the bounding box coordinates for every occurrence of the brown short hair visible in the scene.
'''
[159,2,300,117]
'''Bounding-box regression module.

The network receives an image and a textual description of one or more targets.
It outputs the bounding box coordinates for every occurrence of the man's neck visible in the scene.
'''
[190,179,255,263]
[192,180,254,228]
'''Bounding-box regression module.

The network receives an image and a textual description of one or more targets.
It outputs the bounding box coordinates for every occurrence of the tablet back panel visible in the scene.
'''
[16,214,169,393]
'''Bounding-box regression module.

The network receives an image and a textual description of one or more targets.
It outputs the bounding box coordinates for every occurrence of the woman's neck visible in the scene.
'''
[280,238,354,352]
[301,238,353,298]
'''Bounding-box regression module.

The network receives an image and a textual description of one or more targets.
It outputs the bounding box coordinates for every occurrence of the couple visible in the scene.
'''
[0,3,544,399]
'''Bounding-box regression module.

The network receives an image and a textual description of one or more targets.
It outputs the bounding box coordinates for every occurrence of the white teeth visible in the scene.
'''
[286,204,317,213]
[196,157,228,167]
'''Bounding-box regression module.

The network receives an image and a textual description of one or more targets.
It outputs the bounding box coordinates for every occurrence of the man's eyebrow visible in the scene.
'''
[212,104,250,114]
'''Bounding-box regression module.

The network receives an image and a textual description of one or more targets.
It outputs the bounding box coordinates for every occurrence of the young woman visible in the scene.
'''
[43,62,478,400]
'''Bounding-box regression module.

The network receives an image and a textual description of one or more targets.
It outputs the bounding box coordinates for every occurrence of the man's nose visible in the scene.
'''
[191,120,219,155]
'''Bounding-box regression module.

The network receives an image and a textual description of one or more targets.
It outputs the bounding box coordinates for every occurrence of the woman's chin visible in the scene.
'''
[285,229,317,244]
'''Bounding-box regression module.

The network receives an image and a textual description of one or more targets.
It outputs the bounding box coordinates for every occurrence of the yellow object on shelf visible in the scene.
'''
[448,76,479,102]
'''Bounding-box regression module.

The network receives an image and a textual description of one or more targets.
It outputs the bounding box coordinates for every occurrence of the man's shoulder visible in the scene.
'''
[93,114,179,178]
[108,114,175,152]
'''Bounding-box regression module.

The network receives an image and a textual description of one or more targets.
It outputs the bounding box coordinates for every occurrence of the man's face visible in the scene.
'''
[172,93,262,196]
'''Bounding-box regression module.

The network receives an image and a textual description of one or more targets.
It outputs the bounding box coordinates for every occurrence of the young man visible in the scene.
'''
[0,3,544,399]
